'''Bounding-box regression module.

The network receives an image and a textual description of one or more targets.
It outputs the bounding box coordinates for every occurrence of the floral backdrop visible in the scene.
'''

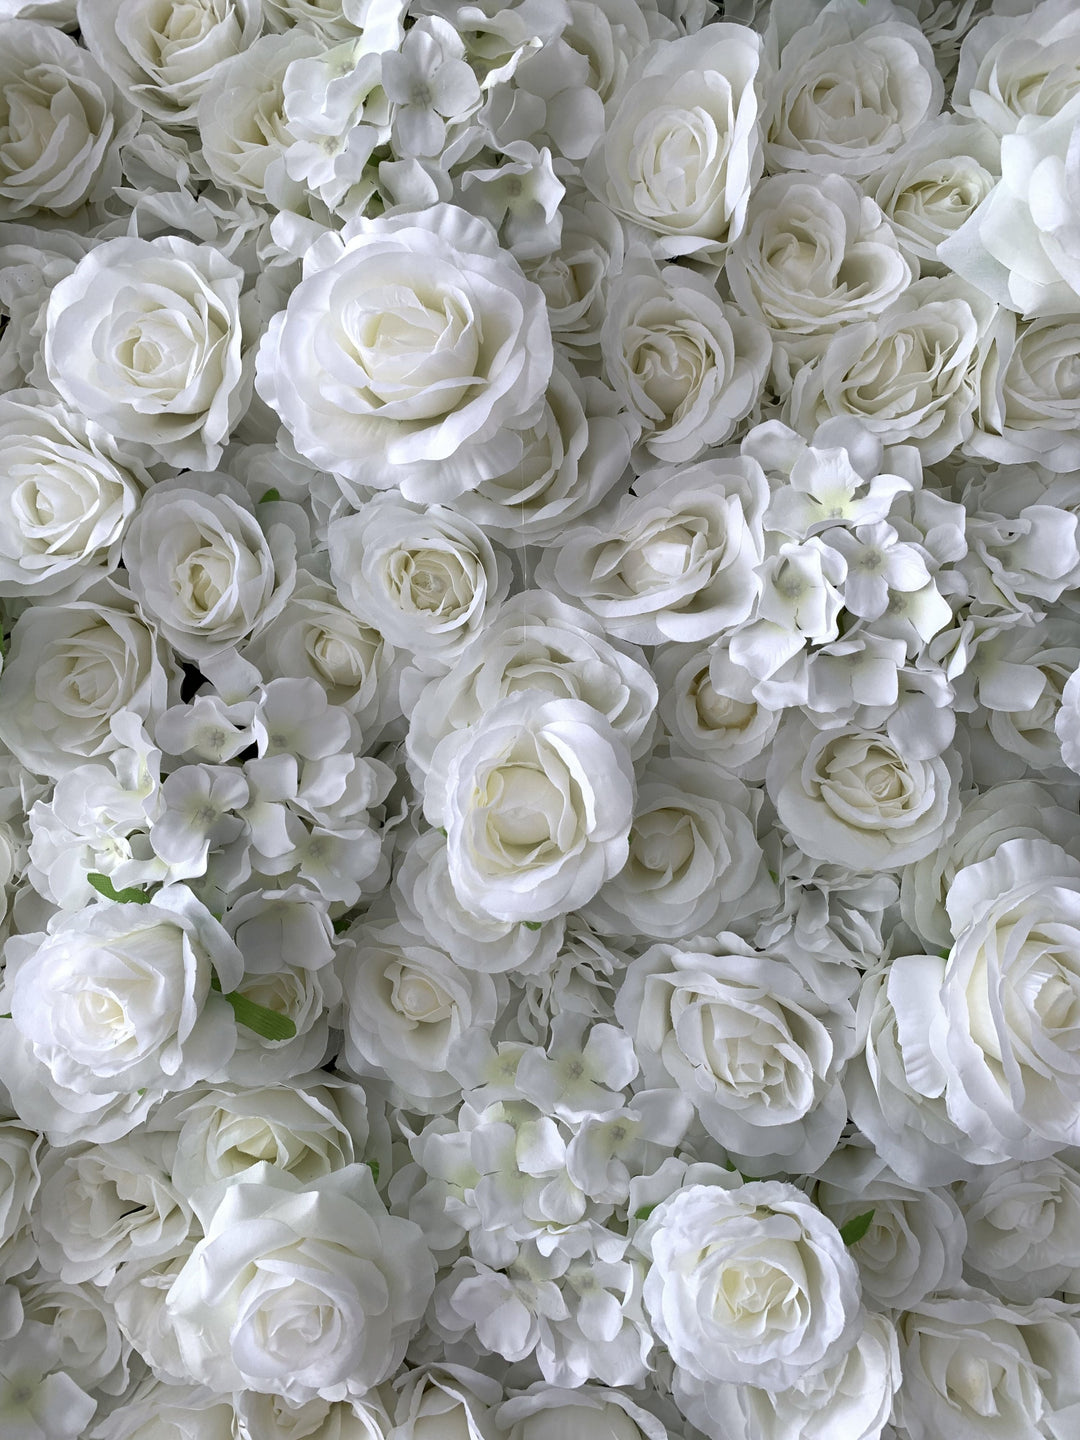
[1,0,1080,1437]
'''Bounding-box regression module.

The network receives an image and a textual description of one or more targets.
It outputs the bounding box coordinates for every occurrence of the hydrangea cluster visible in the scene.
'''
[3,0,1080,1438]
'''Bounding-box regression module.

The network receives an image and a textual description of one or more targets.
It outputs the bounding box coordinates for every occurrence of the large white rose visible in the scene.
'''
[785,276,1000,464]
[0,884,242,1144]
[583,24,764,260]
[766,715,960,872]
[764,0,943,179]
[636,1179,862,1390]
[939,838,1080,1160]
[327,495,510,664]
[0,390,145,597]
[422,692,635,924]
[165,1162,435,1402]
[894,1290,1080,1440]
[78,0,263,127]
[88,1378,237,1440]
[0,1119,40,1280]
[0,581,177,779]
[0,19,137,218]
[616,937,855,1174]
[44,234,251,470]
[122,472,298,662]
[538,456,769,645]
[255,205,553,503]
[972,312,1080,469]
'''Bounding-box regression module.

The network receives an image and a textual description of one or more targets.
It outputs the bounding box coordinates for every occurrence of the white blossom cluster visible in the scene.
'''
[4,0,1080,1437]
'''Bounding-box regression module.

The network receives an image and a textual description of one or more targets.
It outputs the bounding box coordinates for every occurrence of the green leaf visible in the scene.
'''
[367,1158,380,1184]
[839,1209,875,1246]
[88,873,151,904]
[259,487,281,504]
[210,975,297,1041]
[0,1013,10,1020]
[333,916,352,935]
[633,1203,657,1221]
[523,921,542,931]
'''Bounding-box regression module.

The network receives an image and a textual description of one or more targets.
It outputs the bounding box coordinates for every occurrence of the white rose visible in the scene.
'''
[1058,664,1080,777]
[0,883,242,1144]
[894,1290,1080,1440]
[0,1119,40,1280]
[44,234,251,470]
[90,1378,236,1440]
[583,25,764,260]
[0,581,177,779]
[766,715,960,872]
[392,827,564,976]
[339,921,505,1112]
[813,1141,967,1312]
[600,255,770,464]
[245,575,400,735]
[166,1162,435,1402]
[0,389,144,597]
[495,1384,667,1440]
[538,456,769,645]
[727,173,913,349]
[616,937,855,1174]
[524,195,626,359]
[900,779,1080,953]
[35,1134,192,1285]
[327,495,510,663]
[764,0,943,179]
[387,1365,499,1440]
[255,205,553,504]
[786,276,999,464]
[122,472,298,662]
[0,224,91,392]
[154,1073,377,1199]
[972,312,1080,469]
[679,1309,900,1440]
[20,1272,131,1397]
[422,692,635,924]
[584,758,767,942]
[953,0,1080,136]
[845,955,998,1187]
[938,94,1080,318]
[450,355,634,546]
[78,0,262,127]
[637,1179,862,1390]
[870,116,1000,271]
[960,1154,1080,1304]
[236,1392,390,1440]
[197,30,319,203]
[940,838,1080,1160]
[654,643,779,777]
[0,19,137,218]
[404,590,657,779]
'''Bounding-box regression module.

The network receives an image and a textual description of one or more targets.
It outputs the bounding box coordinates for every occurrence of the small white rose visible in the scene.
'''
[44,234,251,470]
[166,1162,435,1402]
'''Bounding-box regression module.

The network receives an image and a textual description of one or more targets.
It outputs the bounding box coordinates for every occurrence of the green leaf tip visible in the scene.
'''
[839,1209,875,1246]
[211,976,297,1041]
[259,487,281,503]
[633,1203,657,1221]
[88,873,151,904]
